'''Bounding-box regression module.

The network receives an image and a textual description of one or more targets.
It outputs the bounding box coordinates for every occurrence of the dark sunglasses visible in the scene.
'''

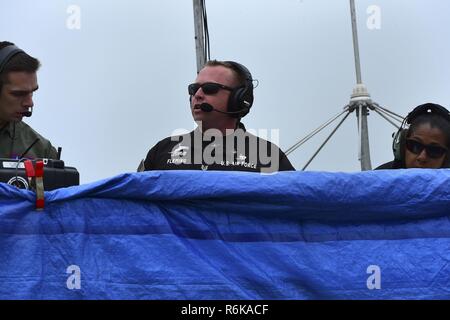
[405,139,448,159]
[188,82,234,96]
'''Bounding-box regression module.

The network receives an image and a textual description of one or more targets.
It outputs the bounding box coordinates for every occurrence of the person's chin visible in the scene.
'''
[410,164,429,169]
[192,112,206,122]
[10,114,23,122]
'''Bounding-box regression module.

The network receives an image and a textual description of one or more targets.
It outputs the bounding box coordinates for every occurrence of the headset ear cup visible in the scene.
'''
[230,87,253,118]
[224,61,254,118]
[227,88,240,113]
[240,87,253,117]
[393,129,407,162]
[227,87,248,118]
[399,130,407,163]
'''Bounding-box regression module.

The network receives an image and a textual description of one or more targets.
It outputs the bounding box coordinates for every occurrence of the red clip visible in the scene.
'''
[36,199,45,210]
[35,160,45,210]
[35,161,44,178]
[24,160,35,178]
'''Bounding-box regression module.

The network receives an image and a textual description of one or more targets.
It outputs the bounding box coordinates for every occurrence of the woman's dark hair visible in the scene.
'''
[407,113,450,148]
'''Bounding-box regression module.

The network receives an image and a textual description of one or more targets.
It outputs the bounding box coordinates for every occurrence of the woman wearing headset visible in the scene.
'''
[376,103,450,169]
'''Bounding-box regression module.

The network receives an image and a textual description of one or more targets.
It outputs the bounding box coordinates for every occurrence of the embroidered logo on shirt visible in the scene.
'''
[167,145,190,165]
[237,154,247,161]
[169,145,189,158]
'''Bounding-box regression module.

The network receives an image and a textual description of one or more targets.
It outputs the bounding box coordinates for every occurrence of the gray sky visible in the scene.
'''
[1,0,449,183]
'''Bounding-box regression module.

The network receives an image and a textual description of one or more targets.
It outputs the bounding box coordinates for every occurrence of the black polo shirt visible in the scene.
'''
[143,125,295,173]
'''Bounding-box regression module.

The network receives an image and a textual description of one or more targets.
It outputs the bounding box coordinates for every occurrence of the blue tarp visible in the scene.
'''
[0,170,449,299]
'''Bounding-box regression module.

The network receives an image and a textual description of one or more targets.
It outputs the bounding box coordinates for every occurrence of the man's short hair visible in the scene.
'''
[0,41,40,91]
[204,60,247,87]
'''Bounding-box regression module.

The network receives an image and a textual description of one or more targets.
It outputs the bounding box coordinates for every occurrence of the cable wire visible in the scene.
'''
[202,0,210,61]
[285,106,350,156]
[302,111,352,170]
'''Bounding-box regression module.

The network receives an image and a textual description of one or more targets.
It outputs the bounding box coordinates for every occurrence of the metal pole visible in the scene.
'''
[193,0,206,73]
[360,105,372,170]
[356,105,362,161]
[302,111,351,171]
[350,0,362,84]
[350,0,371,171]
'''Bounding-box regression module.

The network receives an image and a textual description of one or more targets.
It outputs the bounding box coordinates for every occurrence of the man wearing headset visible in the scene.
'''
[375,103,450,169]
[141,60,295,173]
[0,41,58,159]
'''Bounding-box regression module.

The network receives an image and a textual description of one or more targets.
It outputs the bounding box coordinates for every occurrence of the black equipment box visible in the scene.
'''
[0,158,79,190]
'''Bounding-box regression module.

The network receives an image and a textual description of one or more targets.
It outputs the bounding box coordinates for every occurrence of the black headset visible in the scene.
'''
[0,44,25,74]
[393,103,450,165]
[224,61,254,118]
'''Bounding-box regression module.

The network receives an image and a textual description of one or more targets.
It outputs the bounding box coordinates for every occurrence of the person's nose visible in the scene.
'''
[22,93,34,109]
[416,149,428,162]
[193,87,205,102]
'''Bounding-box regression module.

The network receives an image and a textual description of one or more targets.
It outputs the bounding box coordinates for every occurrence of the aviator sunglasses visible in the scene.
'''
[405,139,448,159]
[188,82,234,96]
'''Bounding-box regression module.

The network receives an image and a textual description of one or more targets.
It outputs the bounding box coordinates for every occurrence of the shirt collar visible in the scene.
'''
[192,122,247,136]
[0,122,15,139]
[237,122,246,131]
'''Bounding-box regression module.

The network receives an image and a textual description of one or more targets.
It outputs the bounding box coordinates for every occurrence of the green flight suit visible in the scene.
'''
[0,121,58,159]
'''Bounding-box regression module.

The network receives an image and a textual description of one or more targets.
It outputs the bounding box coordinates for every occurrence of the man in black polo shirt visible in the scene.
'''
[141,60,294,173]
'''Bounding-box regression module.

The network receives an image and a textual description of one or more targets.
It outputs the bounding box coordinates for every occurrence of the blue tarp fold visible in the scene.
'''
[0,170,449,299]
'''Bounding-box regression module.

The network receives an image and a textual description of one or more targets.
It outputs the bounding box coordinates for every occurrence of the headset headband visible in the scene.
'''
[224,61,253,88]
[0,45,25,74]
[406,103,450,124]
